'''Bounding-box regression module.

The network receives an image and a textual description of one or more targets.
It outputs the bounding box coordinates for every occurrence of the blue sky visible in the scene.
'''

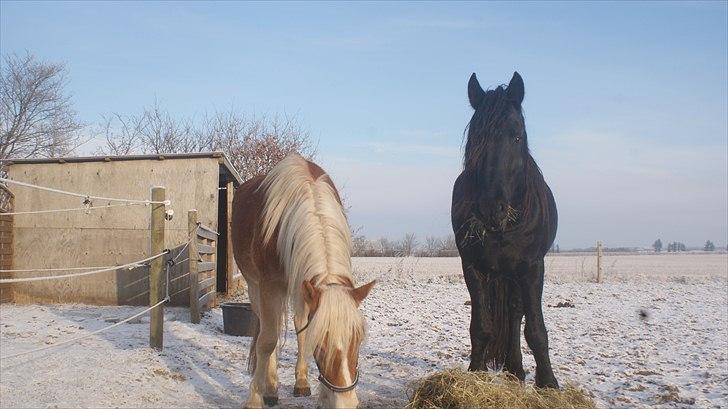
[1,1,726,248]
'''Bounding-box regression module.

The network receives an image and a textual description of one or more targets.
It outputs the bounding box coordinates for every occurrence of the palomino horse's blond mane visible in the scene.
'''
[258,154,364,370]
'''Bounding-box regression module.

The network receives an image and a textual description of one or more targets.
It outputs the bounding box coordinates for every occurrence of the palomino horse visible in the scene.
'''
[232,154,375,408]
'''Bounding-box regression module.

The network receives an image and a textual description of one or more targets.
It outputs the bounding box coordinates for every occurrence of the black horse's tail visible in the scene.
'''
[485,276,521,369]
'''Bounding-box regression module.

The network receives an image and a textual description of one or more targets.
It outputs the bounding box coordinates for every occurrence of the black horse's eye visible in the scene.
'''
[515,136,521,143]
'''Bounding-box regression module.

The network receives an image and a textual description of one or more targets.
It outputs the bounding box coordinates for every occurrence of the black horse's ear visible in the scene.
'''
[507,71,524,106]
[468,73,485,109]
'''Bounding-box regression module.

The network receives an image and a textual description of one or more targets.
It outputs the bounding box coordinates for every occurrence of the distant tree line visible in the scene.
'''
[666,242,687,252]
[351,232,459,257]
[653,238,721,253]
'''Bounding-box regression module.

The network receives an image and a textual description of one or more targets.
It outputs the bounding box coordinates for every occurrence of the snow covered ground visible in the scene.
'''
[1,253,726,408]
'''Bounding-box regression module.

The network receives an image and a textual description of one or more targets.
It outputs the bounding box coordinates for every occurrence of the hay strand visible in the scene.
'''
[406,368,596,409]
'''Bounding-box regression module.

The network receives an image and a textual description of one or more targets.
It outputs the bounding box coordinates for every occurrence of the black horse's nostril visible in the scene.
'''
[497,202,506,213]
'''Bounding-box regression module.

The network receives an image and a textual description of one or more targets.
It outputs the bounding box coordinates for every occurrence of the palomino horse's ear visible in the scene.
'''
[468,73,485,110]
[303,280,321,311]
[351,280,376,306]
[507,71,524,106]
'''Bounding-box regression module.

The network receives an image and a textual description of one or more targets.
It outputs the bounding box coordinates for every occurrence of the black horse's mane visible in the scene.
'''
[461,85,551,228]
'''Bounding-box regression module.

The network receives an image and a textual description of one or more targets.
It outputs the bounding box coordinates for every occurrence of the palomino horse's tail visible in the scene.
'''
[484,276,522,369]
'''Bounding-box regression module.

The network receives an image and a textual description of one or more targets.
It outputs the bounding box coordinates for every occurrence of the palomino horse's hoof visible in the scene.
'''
[293,386,311,397]
[263,396,278,407]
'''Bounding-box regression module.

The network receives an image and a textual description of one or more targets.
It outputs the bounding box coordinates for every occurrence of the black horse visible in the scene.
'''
[451,72,559,388]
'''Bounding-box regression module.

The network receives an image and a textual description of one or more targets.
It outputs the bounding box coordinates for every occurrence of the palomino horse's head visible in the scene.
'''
[465,72,529,232]
[302,278,376,408]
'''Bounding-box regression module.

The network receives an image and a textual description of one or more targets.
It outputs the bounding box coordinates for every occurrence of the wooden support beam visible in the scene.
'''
[149,186,165,350]
[189,210,200,324]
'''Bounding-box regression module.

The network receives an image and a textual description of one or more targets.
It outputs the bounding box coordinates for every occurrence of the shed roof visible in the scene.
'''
[4,152,243,186]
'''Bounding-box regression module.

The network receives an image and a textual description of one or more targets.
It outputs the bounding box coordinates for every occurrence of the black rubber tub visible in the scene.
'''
[221,302,258,337]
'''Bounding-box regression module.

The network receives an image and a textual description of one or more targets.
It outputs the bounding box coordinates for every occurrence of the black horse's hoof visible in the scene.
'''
[293,386,311,397]
[536,379,560,389]
[263,396,278,407]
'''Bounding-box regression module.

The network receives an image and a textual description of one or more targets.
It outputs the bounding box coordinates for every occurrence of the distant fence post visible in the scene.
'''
[188,209,200,324]
[150,186,165,350]
[596,240,603,283]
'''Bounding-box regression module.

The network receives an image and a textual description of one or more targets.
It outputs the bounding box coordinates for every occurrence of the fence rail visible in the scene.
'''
[189,210,217,324]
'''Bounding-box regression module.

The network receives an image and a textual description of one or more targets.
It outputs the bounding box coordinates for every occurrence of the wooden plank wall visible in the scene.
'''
[6,158,220,305]
[0,185,13,303]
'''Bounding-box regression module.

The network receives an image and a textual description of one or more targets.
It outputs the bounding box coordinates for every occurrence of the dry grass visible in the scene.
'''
[406,368,597,409]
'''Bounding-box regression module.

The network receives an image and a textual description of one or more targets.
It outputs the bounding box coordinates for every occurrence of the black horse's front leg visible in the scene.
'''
[522,261,559,388]
[462,259,490,371]
[503,310,525,381]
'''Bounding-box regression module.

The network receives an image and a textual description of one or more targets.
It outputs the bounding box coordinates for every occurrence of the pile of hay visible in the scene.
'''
[406,368,597,409]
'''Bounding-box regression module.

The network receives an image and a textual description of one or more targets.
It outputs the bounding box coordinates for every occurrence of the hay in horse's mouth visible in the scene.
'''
[405,368,596,409]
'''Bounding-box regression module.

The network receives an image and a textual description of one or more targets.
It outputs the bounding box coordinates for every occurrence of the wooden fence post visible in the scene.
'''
[150,186,165,350]
[596,240,603,283]
[226,180,236,294]
[189,209,200,324]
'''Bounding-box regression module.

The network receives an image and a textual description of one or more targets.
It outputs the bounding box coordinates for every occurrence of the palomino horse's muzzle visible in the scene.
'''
[317,369,359,393]
[298,308,361,395]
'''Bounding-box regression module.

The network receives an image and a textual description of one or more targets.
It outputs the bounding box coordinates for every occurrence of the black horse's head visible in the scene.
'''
[464,72,529,231]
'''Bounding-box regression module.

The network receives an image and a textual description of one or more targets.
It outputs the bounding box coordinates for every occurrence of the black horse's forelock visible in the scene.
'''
[462,85,520,172]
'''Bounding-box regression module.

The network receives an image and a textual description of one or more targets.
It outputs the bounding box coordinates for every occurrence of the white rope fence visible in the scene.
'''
[0,179,190,362]
[0,297,169,361]
[0,177,171,206]
[0,240,194,361]
[0,265,116,273]
[1,202,146,216]
[0,239,196,361]
[0,251,169,284]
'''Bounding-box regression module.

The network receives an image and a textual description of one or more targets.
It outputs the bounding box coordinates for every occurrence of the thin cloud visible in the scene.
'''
[392,17,477,30]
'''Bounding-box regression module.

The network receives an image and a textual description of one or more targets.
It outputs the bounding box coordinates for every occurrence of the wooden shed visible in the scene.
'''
[0,152,244,306]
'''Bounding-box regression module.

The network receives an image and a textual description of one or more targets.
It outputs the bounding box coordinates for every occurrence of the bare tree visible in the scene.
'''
[423,236,442,257]
[98,113,143,155]
[377,237,393,257]
[351,227,371,257]
[398,233,418,256]
[100,105,315,182]
[229,113,316,181]
[1,52,83,160]
[138,101,196,154]
[439,234,458,256]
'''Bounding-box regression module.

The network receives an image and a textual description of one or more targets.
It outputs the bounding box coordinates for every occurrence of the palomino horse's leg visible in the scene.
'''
[292,309,311,397]
[245,287,284,409]
[522,261,559,389]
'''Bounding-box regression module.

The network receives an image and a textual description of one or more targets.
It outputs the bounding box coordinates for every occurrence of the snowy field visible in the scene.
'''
[1,253,726,408]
